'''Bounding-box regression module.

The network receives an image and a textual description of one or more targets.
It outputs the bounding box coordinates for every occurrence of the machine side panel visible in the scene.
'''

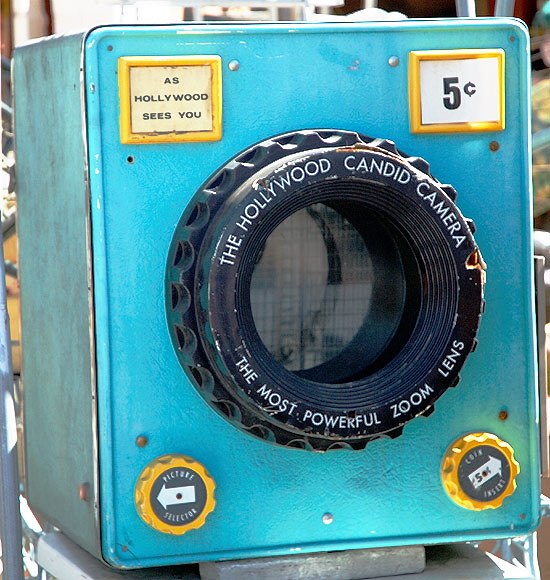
[14,33,100,556]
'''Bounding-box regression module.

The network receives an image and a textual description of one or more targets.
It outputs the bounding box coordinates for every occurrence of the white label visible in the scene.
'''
[157,485,196,509]
[468,456,502,490]
[129,65,213,134]
[419,57,501,125]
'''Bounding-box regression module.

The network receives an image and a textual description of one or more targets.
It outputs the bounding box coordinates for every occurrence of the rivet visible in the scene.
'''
[121,545,129,552]
[228,60,240,71]
[79,483,90,501]
[498,410,508,421]
[388,56,400,67]
[136,435,148,448]
[489,141,500,152]
[322,513,334,525]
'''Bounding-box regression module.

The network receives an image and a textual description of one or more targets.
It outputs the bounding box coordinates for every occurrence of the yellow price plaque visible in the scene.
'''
[409,49,505,134]
[118,56,222,144]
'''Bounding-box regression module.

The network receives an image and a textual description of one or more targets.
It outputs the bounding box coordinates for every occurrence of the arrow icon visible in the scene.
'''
[157,484,196,509]
[468,456,502,489]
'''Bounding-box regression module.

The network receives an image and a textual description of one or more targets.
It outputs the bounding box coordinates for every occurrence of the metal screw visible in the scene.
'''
[136,435,148,448]
[388,56,400,67]
[228,60,240,71]
[489,141,500,152]
[498,410,508,421]
[322,513,334,525]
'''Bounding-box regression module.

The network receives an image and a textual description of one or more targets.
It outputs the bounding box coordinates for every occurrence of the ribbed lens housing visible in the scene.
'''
[166,129,485,451]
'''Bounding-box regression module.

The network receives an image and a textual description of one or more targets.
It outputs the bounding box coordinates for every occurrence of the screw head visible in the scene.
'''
[79,483,90,501]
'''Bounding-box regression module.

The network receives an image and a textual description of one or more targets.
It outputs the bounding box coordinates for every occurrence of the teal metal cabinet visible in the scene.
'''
[13,20,539,569]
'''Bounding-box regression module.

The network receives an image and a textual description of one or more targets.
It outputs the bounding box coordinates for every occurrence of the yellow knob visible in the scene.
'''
[135,454,216,535]
[441,433,519,511]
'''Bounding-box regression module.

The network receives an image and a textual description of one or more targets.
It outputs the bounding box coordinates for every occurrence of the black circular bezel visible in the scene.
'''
[150,467,208,527]
[166,130,485,451]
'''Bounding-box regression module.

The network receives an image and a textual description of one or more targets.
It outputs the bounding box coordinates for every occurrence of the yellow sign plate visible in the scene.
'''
[118,56,222,144]
[409,49,505,134]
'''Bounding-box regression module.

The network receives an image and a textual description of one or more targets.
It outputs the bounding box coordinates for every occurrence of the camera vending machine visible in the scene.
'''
[13,18,542,571]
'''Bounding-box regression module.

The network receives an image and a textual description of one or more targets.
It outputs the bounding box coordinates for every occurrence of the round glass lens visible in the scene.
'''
[250,202,410,384]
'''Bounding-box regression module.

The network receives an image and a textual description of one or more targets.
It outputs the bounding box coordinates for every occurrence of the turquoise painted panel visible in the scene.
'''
[14,34,100,555]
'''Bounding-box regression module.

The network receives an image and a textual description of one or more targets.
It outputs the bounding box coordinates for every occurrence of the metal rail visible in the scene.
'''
[0,225,24,580]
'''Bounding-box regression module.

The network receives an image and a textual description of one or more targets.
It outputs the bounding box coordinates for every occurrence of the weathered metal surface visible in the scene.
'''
[13,33,100,555]
[199,546,425,580]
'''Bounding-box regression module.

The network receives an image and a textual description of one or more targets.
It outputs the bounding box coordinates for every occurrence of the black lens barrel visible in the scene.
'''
[166,130,485,451]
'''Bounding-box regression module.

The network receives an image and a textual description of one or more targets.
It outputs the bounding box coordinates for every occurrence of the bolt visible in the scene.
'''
[79,483,90,501]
